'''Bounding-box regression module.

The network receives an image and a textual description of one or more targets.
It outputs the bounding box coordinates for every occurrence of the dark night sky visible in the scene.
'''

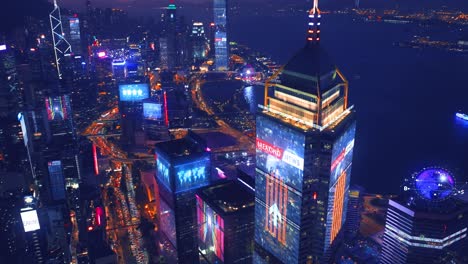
[56,0,468,15]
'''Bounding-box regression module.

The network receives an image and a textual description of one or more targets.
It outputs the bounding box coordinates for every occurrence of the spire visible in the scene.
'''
[306,0,321,44]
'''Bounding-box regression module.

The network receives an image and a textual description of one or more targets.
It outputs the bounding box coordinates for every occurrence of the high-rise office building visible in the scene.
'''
[254,1,356,263]
[118,79,150,149]
[65,16,83,56]
[213,0,229,71]
[345,185,364,239]
[197,180,255,264]
[191,22,208,63]
[155,133,212,263]
[380,168,468,264]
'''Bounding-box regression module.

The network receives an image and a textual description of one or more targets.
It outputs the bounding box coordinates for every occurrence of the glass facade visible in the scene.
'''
[160,198,177,247]
[214,0,228,70]
[47,160,66,201]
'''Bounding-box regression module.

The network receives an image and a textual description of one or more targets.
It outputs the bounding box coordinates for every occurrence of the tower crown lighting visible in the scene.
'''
[307,0,321,44]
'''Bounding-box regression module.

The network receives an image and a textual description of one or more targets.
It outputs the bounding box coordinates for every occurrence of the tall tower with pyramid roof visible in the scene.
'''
[253,1,356,263]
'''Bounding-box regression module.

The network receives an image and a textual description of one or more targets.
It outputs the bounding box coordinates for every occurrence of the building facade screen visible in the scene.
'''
[197,195,225,263]
[48,160,66,201]
[119,83,149,101]
[159,198,177,247]
[174,157,210,193]
[20,209,40,232]
[330,122,356,186]
[254,171,301,263]
[325,122,355,246]
[143,103,163,120]
[256,115,305,191]
[45,95,71,121]
[156,155,171,191]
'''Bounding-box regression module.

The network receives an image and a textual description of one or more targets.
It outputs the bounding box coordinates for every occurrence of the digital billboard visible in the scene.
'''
[156,155,171,191]
[256,115,305,191]
[160,198,177,247]
[48,160,66,201]
[45,95,72,121]
[197,195,224,263]
[325,122,355,246]
[330,122,356,186]
[119,83,149,102]
[254,170,301,264]
[20,209,40,232]
[143,102,163,120]
[174,157,210,193]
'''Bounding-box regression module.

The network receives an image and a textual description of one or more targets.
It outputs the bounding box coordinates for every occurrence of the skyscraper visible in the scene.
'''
[213,0,229,71]
[197,180,255,264]
[155,133,212,263]
[191,22,208,63]
[254,1,356,263]
[380,168,468,264]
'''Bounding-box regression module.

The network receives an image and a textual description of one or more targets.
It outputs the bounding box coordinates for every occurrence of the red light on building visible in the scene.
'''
[95,207,103,226]
[93,144,99,175]
[87,226,93,231]
[313,192,317,200]
[210,22,215,27]
[164,91,169,127]
[330,171,347,244]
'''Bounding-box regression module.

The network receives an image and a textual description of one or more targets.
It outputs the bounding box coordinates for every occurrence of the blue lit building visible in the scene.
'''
[155,132,212,263]
[380,168,468,264]
[254,2,356,263]
[213,0,229,71]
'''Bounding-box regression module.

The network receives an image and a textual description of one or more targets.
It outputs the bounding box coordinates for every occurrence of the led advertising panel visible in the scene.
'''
[118,83,149,102]
[156,155,171,191]
[254,171,301,263]
[330,122,356,187]
[20,209,40,232]
[256,115,305,191]
[327,168,349,246]
[160,198,177,247]
[143,102,163,120]
[174,157,210,193]
[45,95,72,121]
[197,195,224,263]
[48,160,66,201]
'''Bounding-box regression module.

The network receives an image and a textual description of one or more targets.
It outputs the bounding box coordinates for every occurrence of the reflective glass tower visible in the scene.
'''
[254,1,356,263]
[213,0,228,71]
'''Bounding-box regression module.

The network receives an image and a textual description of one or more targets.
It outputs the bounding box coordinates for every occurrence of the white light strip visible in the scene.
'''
[388,225,467,243]
[237,178,255,192]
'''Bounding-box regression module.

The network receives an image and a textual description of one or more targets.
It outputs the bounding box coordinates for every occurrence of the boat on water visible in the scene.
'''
[456,112,468,121]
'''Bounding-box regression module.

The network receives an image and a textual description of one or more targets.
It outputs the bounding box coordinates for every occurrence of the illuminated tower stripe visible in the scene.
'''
[330,171,347,244]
